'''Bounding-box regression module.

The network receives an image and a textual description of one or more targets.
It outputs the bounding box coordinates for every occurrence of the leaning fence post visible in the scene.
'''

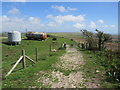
[36,48,38,62]
[5,56,23,77]
[5,49,36,77]
[22,49,26,68]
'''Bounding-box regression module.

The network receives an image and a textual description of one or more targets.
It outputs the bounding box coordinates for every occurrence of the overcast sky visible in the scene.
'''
[1,2,118,34]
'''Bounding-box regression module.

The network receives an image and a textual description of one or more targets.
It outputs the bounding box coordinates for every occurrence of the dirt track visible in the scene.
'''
[36,45,100,88]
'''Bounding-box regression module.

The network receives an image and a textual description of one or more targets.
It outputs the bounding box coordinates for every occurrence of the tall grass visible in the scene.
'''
[80,47,120,88]
[95,50,120,83]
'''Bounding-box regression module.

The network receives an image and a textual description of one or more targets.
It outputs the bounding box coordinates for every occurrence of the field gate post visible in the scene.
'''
[36,48,38,62]
[22,49,26,68]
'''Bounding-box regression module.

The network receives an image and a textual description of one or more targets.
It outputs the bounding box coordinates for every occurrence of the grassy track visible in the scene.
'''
[2,36,76,88]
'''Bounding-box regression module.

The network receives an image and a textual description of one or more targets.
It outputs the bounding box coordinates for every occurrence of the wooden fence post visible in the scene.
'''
[36,48,38,62]
[85,43,88,49]
[22,49,26,68]
[60,43,62,48]
[49,45,51,52]
[82,43,85,49]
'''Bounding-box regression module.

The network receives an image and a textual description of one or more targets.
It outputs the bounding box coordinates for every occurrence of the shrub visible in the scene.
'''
[52,37,57,40]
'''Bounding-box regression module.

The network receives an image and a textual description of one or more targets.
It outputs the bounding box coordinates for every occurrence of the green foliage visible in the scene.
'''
[80,29,119,88]
[99,50,120,84]
[81,49,120,88]
[81,29,97,50]
[81,29,112,50]
[96,29,112,50]
[81,29,93,38]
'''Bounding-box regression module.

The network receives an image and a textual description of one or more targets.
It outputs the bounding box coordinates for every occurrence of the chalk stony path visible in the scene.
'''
[36,45,99,88]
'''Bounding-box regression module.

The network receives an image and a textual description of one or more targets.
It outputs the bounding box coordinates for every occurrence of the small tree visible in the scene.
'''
[81,29,96,50]
[96,29,112,50]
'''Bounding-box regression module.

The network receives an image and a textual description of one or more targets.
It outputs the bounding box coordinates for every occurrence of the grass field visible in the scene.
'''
[2,35,76,88]
[1,32,119,88]
[50,32,86,43]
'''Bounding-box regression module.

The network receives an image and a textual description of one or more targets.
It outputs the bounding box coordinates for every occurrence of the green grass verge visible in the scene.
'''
[80,49,120,88]
[2,36,76,88]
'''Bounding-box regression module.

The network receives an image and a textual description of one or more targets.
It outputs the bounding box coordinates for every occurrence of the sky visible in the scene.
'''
[1,1,118,34]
